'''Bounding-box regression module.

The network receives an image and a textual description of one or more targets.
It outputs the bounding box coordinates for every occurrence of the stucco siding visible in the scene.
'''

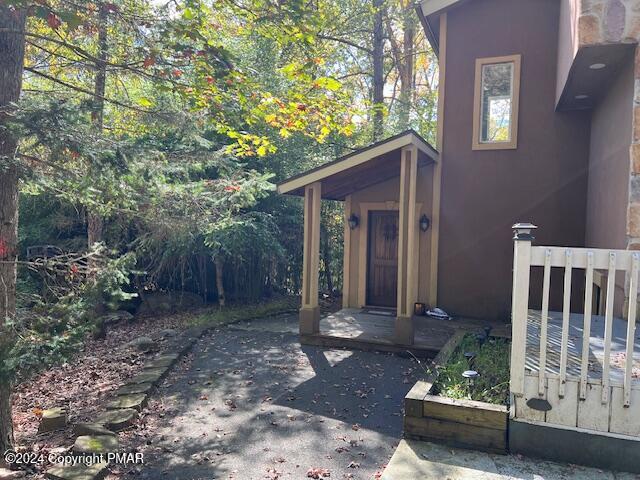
[438,0,591,320]
[585,56,634,315]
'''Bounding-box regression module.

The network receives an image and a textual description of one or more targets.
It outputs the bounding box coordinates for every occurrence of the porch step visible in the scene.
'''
[300,333,440,358]
[380,439,634,479]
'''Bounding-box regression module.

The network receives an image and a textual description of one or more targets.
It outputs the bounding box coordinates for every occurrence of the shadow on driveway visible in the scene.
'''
[135,318,422,480]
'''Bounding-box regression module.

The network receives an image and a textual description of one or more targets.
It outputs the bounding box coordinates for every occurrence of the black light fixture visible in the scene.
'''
[419,214,430,232]
[348,213,359,230]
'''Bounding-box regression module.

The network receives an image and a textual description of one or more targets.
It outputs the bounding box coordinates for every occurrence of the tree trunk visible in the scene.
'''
[398,5,415,129]
[87,212,104,249]
[371,0,385,141]
[88,3,108,250]
[321,225,333,294]
[213,256,226,307]
[0,5,27,458]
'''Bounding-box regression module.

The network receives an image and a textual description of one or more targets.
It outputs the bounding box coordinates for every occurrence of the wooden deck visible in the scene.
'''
[300,308,509,358]
[525,309,640,385]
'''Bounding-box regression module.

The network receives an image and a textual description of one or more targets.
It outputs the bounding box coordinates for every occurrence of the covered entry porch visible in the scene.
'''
[277,130,440,347]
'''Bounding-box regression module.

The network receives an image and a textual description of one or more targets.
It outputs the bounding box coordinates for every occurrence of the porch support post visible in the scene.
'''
[395,145,418,345]
[342,195,352,308]
[300,182,322,334]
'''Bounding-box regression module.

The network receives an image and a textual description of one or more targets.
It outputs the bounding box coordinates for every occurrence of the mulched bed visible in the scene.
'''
[11,310,200,478]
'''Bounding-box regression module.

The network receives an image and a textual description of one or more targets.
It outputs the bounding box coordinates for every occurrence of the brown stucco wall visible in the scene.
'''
[438,0,591,321]
[585,56,634,315]
[345,163,434,308]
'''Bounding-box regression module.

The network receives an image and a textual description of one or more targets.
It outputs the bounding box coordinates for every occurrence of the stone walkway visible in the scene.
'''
[44,327,206,480]
[382,440,638,480]
[134,314,422,480]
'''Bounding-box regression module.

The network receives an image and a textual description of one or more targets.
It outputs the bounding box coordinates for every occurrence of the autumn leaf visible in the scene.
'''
[306,467,330,478]
[47,12,62,29]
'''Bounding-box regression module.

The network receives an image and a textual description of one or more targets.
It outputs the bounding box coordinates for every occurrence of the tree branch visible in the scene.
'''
[317,34,373,54]
[24,66,158,116]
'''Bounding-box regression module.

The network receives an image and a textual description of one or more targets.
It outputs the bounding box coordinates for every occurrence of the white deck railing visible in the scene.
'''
[510,224,639,436]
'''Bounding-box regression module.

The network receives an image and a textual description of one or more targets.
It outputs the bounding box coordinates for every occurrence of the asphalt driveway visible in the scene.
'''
[136,314,421,480]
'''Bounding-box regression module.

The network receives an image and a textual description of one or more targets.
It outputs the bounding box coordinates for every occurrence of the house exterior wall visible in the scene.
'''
[345,165,434,308]
[438,0,591,320]
[585,56,634,315]
[565,0,640,313]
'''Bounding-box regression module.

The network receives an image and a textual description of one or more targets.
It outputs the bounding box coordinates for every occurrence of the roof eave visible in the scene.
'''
[416,4,439,57]
[276,130,438,196]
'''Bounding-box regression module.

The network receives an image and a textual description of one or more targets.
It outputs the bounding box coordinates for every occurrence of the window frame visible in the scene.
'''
[472,54,521,151]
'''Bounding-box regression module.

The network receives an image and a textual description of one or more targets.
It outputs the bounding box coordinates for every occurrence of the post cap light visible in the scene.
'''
[512,222,537,241]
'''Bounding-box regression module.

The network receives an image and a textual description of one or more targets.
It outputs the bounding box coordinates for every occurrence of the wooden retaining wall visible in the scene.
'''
[403,332,509,454]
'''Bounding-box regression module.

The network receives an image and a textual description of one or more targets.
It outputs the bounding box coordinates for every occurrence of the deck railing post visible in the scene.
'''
[510,223,536,396]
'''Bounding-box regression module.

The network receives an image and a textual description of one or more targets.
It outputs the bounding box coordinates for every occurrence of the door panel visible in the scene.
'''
[367,211,399,307]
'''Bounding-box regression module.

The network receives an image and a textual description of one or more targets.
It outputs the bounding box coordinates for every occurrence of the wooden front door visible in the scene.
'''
[367,211,399,307]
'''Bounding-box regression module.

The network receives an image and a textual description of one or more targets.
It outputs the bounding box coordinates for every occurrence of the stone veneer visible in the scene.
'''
[577,0,640,313]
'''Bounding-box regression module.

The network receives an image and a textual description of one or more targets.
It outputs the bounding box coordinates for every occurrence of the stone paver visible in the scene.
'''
[105,393,147,412]
[381,439,637,480]
[38,407,68,433]
[127,368,165,385]
[73,435,119,455]
[45,461,108,480]
[134,314,420,480]
[73,423,116,437]
[94,408,137,431]
[115,382,153,396]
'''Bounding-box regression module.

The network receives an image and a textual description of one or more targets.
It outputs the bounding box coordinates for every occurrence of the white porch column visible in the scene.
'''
[300,182,322,334]
[396,145,418,345]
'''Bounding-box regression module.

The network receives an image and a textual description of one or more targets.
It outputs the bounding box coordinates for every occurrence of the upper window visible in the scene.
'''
[472,55,521,150]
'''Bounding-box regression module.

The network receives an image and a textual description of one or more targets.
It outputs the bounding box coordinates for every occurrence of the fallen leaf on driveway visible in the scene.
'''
[307,467,330,478]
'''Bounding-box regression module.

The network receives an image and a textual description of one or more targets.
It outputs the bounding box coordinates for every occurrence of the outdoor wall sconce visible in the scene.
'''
[348,214,359,230]
[419,214,430,232]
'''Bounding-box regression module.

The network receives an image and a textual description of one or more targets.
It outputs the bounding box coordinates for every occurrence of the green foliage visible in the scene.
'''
[4,249,137,380]
[11,0,440,316]
[433,334,511,405]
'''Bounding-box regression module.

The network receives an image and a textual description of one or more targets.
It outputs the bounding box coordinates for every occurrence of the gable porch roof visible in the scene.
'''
[276,129,438,201]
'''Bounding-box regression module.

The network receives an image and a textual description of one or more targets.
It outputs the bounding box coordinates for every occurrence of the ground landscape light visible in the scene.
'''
[589,63,606,70]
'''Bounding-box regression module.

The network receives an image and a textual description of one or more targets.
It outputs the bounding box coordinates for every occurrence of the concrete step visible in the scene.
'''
[381,439,636,480]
